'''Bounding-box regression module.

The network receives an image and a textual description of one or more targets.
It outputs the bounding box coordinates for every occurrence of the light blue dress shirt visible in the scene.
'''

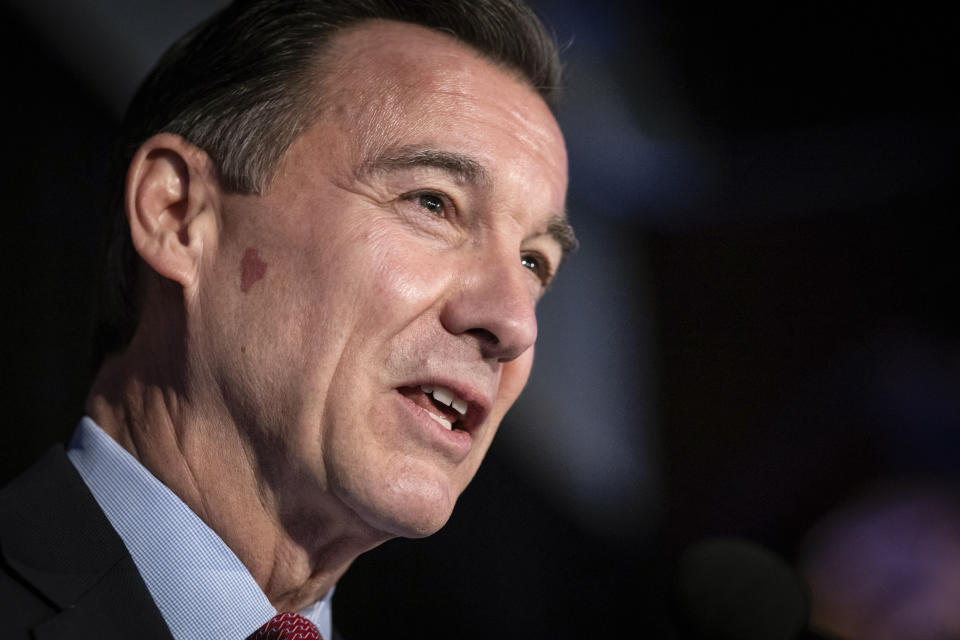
[67,417,333,640]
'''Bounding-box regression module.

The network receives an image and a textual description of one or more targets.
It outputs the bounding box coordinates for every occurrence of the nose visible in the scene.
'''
[440,250,538,363]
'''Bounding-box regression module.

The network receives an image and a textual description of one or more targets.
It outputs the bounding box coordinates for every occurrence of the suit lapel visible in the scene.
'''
[30,553,173,640]
[0,446,173,640]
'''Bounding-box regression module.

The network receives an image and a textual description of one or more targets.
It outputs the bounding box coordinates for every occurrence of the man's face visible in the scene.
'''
[197,19,569,541]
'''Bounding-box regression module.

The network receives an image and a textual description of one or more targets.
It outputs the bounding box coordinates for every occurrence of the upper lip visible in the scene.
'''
[400,377,492,434]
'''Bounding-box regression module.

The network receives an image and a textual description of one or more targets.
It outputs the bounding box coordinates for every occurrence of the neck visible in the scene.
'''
[85,334,387,611]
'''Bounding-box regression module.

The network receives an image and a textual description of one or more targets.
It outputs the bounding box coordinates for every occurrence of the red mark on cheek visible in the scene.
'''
[240,248,268,293]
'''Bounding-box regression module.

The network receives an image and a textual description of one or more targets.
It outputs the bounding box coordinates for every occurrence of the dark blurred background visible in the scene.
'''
[2,1,957,638]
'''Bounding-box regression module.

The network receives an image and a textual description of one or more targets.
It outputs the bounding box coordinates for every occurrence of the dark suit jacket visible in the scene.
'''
[0,446,344,640]
[0,445,174,639]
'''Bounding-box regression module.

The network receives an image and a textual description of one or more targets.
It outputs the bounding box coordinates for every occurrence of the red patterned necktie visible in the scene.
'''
[247,612,324,640]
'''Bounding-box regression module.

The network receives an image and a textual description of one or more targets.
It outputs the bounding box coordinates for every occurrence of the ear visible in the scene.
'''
[125,133,220,292]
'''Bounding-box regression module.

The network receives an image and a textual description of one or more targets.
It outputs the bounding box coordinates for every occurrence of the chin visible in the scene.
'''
[388,510,453,539]
[344,470,463,540]
[385,479,462,539]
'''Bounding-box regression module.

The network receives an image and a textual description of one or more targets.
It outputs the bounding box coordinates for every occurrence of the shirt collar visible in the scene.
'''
[67,416,333,640]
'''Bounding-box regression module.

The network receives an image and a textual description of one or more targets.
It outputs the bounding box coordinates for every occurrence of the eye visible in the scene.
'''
[396,189,460,234]
[521,252,554,286]
[413,192,447,218]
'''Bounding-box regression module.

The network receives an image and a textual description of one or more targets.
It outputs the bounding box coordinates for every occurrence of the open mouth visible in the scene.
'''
[398,384,469,431]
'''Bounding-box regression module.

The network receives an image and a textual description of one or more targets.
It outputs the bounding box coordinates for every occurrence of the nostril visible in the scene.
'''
[466,327,499,345]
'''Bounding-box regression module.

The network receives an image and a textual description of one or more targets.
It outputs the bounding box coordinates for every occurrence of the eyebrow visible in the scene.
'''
[359,145,578,258]
[358,146,490,186]
[546,214,579,258]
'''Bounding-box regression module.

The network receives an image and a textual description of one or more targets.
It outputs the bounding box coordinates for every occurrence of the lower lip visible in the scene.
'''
[394,391,473,459]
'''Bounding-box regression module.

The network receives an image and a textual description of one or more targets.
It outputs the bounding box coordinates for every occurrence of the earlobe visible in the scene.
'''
[126,133,219,291]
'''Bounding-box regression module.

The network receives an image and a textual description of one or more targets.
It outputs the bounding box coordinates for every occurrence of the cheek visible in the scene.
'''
[366,228,451,322]
[239,248,269,293]
[493,350,534,419]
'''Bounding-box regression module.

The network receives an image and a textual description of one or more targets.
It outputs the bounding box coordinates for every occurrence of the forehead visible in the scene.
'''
[313,19,568,195]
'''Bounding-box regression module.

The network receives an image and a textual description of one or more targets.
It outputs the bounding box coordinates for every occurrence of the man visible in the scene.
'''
[0,1,575,638]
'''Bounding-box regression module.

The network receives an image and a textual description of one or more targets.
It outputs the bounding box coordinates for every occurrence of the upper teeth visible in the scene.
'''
[421,385,468,416]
